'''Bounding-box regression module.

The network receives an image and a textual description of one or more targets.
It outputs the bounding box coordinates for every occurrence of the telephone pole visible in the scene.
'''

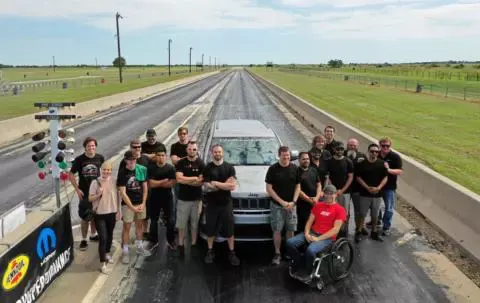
[209,56,211,70]
[202,53,204,71]
[189,47,193,73]
[115,12,123,83]
[52,56,56,72]
[168,39,172,76]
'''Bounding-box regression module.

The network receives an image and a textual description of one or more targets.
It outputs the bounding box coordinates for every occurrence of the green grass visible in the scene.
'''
[250,68,480,195]
[0,70,207,120]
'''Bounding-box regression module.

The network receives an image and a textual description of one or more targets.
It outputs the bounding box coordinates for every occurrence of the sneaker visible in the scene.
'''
[382,229,391,236]
[204,249,215,264]
[370,231,384,242]
[89,234,99,241]
[137,244,152,257]
[122,252,130,264]
[228,251,240,266]
[100,263,109,274]
[354,232,362,243]
[106,254,114,264]
[271,253,281,265]
[79,240,88,251]
[361,228,369,236]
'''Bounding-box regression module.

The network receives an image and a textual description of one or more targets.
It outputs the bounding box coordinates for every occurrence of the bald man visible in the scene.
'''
[344,138,368,242]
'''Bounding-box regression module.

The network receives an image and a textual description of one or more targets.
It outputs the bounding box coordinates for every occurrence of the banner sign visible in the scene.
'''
[0,203,74,303]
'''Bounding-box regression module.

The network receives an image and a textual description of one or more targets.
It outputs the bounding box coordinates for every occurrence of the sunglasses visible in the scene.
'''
[132,146,141,149]
[369,150,379,154]
[381,144,390,148]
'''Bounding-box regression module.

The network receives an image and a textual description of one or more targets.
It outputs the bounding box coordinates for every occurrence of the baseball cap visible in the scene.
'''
[146,128,156,136]
[332,141,345,150]
[323,184,337,195]
[124,150,137,160]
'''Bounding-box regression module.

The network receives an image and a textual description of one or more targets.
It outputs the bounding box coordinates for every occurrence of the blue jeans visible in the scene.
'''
[286,232,333,273]
[380,189,396,230]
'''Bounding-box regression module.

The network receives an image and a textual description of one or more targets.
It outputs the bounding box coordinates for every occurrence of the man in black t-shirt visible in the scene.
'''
[354,143,388,242]
[118,139,150,172]
[324,126,341,155]
[376,137,403,236]
[345,138,368,236]
[175,141,205,257]
[297,152,322,234]
[69,137,105,250]
[202,144,240,266]
[141,128,166,162]
[265,146,301,265]
[170,126,190,228]
[309,135,331,187]
[147,147,177,250]
[326,141,354,218]
[117,150,151,263]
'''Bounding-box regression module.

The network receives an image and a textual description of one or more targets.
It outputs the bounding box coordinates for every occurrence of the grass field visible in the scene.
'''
[250,68,480,196]
[0,68,210,120]
[1,66,193,82]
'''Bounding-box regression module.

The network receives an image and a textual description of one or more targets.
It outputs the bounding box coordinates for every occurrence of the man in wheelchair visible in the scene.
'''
[286,184,347,283]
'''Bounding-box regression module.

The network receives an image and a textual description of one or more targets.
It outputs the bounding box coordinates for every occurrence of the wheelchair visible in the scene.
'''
[288,224,354,291]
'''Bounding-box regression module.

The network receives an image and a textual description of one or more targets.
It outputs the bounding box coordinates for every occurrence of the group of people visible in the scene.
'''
[67,123,402,275]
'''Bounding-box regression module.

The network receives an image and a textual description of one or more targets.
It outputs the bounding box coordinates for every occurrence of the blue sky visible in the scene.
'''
[1,0,479,65]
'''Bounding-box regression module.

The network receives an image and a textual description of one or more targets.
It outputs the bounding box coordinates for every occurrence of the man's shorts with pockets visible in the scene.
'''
[122,205,147,223]
[205,202,234,238]
[176,199,201,231]
[270,201,297,232]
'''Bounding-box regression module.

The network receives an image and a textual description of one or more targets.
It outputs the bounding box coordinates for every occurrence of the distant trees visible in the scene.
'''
[327,59,344,68]
[113,56,126,68]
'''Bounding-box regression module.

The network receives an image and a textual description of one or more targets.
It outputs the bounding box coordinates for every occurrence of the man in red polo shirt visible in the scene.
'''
[286,184,346,282]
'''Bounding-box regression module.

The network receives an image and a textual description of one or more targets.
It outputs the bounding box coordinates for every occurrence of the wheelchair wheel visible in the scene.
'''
[329,238,354,281]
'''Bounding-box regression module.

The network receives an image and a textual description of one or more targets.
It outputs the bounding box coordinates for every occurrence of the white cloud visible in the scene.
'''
[1,0,479,40]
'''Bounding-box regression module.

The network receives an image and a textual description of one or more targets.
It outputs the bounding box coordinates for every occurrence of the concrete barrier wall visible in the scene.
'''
[0,71,219,147]
[250,71,480,261]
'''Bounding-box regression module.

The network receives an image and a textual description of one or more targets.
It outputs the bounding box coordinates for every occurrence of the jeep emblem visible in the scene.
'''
[248,193,258,197]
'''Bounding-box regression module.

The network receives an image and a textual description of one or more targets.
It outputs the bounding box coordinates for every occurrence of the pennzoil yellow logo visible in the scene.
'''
[2,254,29,291]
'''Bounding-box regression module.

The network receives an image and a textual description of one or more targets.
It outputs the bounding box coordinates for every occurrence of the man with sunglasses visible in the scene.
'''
[376,137,403,236]
[308,135,331,188]
[119,139,150,172]
[297,152,322,234]
[354,143,388,242]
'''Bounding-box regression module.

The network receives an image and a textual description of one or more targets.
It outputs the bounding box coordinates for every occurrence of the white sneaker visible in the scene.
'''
[121,252,130,264]
[136,243,152,257]
[106,254,114,264]
[100,263,109,274]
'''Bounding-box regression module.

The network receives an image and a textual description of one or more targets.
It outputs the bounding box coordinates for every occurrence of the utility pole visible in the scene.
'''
[52,56,56,72]
[202,53,204,71]
[189,47,192,73]
[115,12,123,83]
[209,56,211,70]
[95,57,98,69]
[214,57,216,69]
[168,39,172,76]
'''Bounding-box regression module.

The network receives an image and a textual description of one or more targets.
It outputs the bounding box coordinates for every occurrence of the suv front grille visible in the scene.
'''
[232,198,270,210]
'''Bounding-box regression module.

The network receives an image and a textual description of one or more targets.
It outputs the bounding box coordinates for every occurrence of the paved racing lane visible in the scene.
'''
[0,72,227,214]
[120,70,451,303]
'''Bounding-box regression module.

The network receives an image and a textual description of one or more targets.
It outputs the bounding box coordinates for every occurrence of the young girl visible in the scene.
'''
[89,161,120,273]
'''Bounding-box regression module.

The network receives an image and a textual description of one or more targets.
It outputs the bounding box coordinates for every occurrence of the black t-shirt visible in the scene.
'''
[118,154,150,173]
[116,167,144,205]
[298,166,319,198]
[203,162,236,206]
[327,157,354,192]
[141,141,166,155]
[170,142,188,159]
[325,139,341,155]
[355,159,388,197]
[147,163,176,199]
[176,157,205,201]
[345,151,367,193]
[308,148,330,186]
[265,162,301,204]
[70,153,105,195]
[379,151,403,190]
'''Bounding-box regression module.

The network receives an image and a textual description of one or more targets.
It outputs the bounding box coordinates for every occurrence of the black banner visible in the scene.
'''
[0,203,74,303]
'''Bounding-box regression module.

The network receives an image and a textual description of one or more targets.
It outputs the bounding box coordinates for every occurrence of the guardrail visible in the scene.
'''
[248,70,480,263]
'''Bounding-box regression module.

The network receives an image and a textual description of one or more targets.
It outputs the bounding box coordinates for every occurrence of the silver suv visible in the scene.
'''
[200,119,298,242]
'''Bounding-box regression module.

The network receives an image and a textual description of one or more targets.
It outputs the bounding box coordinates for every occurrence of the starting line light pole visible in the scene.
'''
[33,102,76,208]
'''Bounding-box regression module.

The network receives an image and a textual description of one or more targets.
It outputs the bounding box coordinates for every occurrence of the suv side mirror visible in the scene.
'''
[290,150,299,161]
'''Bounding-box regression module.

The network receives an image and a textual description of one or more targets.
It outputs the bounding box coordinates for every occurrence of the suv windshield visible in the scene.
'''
[209,137,280,165]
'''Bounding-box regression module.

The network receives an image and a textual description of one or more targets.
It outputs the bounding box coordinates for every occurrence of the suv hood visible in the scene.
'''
[232,166,270,198]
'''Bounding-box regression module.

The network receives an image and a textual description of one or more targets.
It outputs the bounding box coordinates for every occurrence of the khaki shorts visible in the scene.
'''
[175,199,202,231]
[122,204,147,223]
[270,201,297,233]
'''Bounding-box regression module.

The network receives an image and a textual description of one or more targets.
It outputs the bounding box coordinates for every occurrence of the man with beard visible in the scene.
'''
[308,135,331,187]
[297,152,322,234]
[265,146,301,265]
[141,128,166,162]
[344,138,369,241]
[69,137,105,250]
[354,143,388,242]
[175,141,205,257]
[202,144,240,266]
[324,126,341,155]
[326,141,354,223]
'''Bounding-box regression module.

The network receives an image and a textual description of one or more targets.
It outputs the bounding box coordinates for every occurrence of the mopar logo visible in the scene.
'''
[37,227,57,265]
[248,193,258,197]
